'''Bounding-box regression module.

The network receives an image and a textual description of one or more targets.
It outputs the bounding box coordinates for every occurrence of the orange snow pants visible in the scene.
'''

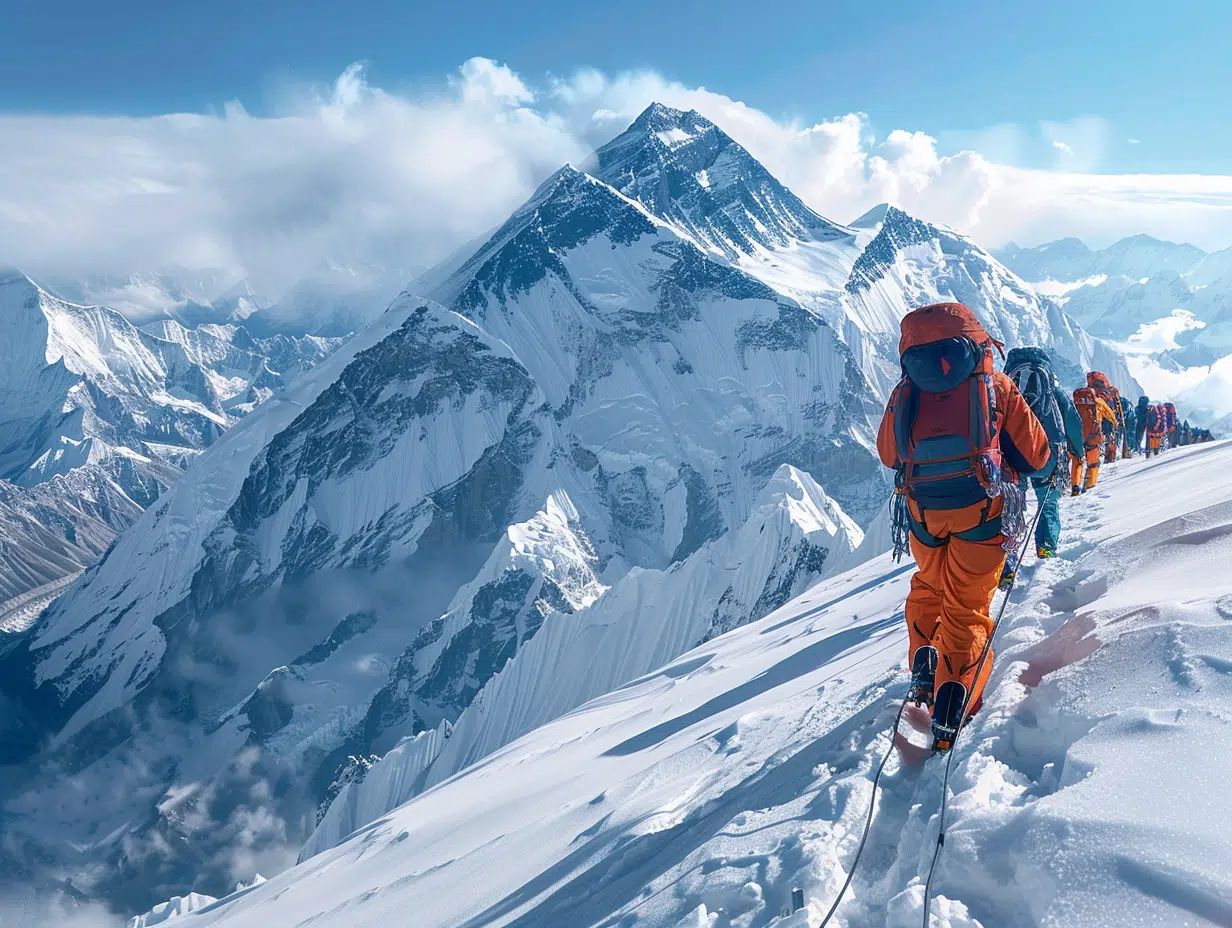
[1070,446,1101,490]
[905,498,1006,711]
[1104,438,1118,464]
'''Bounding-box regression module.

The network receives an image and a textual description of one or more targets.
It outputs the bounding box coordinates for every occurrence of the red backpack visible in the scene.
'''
[889,303,1007,511]
[1147,405,1166,434]
[1072,387,1102,444]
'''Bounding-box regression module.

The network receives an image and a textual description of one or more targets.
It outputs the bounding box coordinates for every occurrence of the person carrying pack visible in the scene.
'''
[1162,402,1178,448]
[1134,395,1151,452]
[879,302,1050,751]
[1071,387,1116,492]
[1181,420,1192,446]
[1120,396,1136,458]
[1087,372,1124,464]
[1145,404,1168,457]
[1005,347,1084,558]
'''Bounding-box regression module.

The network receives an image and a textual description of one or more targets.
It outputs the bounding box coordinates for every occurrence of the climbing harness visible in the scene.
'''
[919,487,1052,927]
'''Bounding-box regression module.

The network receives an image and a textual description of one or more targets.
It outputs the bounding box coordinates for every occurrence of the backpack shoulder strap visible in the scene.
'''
[892,378,919,461]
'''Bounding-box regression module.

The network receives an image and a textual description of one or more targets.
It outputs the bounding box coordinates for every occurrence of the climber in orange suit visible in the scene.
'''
[877,303,1050,745]
[1070,386,1116,494]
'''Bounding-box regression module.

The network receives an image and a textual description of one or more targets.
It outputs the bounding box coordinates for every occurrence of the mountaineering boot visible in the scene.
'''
[931,680,969,753]
[910,645,938,707]
[1071,485,1081,497]
[1037,545,1056,559]
[998,553,1018,590]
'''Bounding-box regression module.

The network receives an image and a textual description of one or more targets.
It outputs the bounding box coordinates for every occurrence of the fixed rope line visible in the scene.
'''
[816,693,908,927]
[919,486,1052,927]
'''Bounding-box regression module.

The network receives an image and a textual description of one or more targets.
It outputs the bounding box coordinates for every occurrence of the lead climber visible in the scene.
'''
[879,303,1050,751]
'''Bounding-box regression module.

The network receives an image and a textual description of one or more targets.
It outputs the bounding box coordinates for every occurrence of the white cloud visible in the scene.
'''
[1128,138,1141,145]
[1118,309,1206,355]
[1040,116,1109,172]
[0,60,583,294]
[1128,354,1232,425]
[3,60,1232,296]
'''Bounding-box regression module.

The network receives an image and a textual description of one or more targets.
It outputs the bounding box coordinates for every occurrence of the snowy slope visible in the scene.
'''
[301,465,865,859]
[0,471,140,628]
[187,441,1232,928]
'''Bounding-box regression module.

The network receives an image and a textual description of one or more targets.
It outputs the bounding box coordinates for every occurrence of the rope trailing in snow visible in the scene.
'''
[816,694,909,927]
[818,488,1050,927]
[919,486,1052,927]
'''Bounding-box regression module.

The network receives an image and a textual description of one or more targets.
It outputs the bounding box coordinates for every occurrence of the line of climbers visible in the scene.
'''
[878,301,1215,753]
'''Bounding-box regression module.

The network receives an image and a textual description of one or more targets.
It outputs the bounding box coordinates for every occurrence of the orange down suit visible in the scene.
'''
[1086,373,1124,464]
[878,344,1050,709]
[1071,388,1116,490]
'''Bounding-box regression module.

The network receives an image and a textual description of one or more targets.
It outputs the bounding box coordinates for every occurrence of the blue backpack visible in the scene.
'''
[1004,347,1065,446]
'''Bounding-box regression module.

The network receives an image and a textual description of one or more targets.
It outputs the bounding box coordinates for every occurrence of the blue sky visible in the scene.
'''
[3,0,1229,174]
[4,0,1232,285]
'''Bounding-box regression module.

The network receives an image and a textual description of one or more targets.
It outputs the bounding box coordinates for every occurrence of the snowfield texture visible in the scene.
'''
[187,441,1232,928]
[0,103,1142,920]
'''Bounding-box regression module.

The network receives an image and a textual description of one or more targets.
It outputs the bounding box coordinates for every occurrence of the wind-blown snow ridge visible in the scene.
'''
[299,464,865,858]
[189,442,1232,928]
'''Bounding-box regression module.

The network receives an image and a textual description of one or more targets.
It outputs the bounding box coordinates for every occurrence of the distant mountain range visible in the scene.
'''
[48,260,420,337]
[0,270,343,628]
[995,234,1214,284]
[996,235,1232,367]
[0,103,1146,921]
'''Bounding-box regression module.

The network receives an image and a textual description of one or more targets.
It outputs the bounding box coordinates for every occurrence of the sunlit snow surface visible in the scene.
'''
[191,442,1232,927]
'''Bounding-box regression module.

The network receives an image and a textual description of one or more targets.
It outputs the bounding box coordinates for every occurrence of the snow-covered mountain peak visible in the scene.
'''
[0,268,344,633]
[1040,236,1092,255]
[175,441,1232,928]
[753,463,864,549]
[434,163,662,317]
[839,206,1140,394]
[849,202,892,230]
[843,205,962,305]
[593,102,850,259]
